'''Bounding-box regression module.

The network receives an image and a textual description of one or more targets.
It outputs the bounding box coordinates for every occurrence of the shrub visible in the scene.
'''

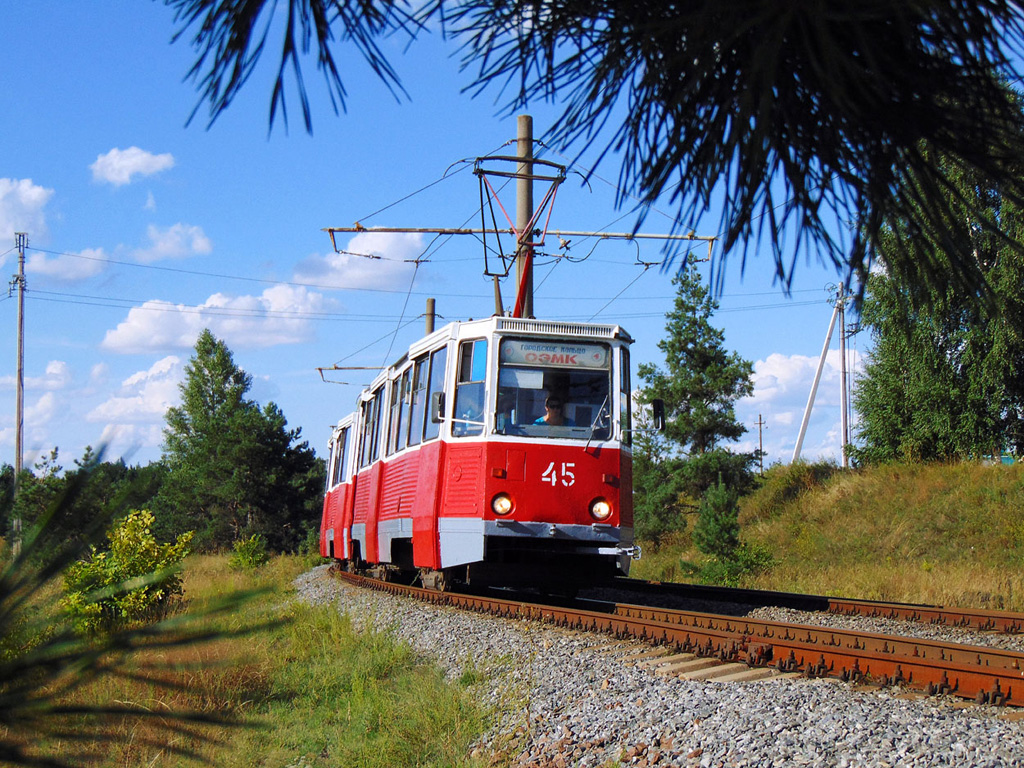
[697,543,775,588]
[229,533,270,571]
[692,479,740,559]
[62,510,193,635]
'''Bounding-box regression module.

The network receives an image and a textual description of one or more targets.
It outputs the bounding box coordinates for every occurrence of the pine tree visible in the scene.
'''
[165,3,1024,305]
[634,267,756,540]
[692,479,740,560]
[155,330,324,551]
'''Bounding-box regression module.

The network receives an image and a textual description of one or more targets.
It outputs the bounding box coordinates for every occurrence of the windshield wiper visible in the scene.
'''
[585,395,611,450]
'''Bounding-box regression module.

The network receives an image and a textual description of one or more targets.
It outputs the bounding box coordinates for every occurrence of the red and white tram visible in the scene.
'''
[319,316,641,589]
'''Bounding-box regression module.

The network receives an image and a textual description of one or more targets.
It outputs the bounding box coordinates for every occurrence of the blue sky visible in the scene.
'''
[1,2,860,472]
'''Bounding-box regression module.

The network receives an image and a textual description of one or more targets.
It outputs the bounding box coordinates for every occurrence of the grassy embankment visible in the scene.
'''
[13,555,486,768]
[634,461,1024,611]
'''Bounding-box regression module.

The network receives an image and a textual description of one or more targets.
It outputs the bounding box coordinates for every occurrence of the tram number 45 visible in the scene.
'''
[541,461,576,487]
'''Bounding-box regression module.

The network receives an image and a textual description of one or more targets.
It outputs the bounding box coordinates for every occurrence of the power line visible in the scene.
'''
[26,246,482,298]
[28,292,412,323]
[587,265,653,322]
[23,244,821,305]
[22,275,826,323]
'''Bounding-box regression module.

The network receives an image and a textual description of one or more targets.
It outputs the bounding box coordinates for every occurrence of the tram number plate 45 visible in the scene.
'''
[541,461,576,487]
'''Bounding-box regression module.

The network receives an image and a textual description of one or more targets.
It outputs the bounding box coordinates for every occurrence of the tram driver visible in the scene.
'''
[534,394,575,427]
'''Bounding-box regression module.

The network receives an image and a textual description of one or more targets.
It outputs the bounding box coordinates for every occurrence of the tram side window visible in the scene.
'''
[407,357,427,447]
[326,441,338,491]
[453,339,487,437]
[423,346,448,442]
[398,368,413,452]
[331,427,350,485]
[358,400,373,468]
[369,389,384,463]
[359,390,383,468]
[387,370,410,456]
[620,348,632,446]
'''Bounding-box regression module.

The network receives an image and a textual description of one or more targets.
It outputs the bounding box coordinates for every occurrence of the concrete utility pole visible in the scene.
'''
[515,115,534,319]
[839,293,849,467]
[792,285,849,466]
[12,232,27,556]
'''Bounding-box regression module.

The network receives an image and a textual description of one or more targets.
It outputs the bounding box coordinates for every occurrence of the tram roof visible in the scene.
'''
[407,316,632,360]
[357,316,633,397]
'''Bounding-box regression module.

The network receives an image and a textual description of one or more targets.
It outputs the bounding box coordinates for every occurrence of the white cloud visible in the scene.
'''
[101,285,332,353]
[26,392,59,427]
[90,147,174,186]
[293,231,422,290]
[144,191,156,211]
[26,246,106,281]
[0,178,54,243]
[736,349,865,465]
[0,360,72,391]
[134,223,212,263]
[96,423,165,458]
[773,410,796,427]
[87,356,182,424]
[90,363,109,387]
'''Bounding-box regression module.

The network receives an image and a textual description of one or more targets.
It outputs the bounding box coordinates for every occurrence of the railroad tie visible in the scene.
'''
[655,658,720,677]
[637,652,697,670]
[622,647,675,663]
[681,662,752,681]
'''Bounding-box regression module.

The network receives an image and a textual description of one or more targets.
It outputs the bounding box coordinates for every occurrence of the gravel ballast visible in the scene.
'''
[295,566,1024,767]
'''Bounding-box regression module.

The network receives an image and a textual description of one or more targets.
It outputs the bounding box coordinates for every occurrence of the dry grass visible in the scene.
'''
[7,555,297,766]
[7,554,485,767]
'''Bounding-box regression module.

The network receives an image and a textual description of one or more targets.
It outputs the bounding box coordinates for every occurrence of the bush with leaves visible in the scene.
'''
[692,480,741,560]
[228,533,269,571]
[697,544,775,588]
[62,510,193,636]
[0,451,265,767]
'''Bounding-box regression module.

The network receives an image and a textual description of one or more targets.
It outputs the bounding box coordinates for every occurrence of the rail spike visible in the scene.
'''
[977,681,1007,707]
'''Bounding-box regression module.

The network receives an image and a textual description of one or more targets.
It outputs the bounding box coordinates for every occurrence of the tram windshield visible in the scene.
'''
[495,338,612,440]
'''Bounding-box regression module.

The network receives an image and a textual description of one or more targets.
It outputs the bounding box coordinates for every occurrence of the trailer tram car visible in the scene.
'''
[319,316,641,590]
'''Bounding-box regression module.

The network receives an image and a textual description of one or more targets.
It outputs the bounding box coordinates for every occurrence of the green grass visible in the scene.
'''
[634,460,1024,610]
[9,555,487,767]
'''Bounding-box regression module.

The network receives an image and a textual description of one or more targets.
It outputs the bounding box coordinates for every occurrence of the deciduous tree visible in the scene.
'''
[853,153,1024,463]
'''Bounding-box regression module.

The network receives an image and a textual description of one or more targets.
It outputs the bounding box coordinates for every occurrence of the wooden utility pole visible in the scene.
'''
[13,232,27,556]
[755,414,766,475]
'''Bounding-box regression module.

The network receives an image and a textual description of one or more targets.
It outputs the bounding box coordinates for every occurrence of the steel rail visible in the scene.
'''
[612,577,1024,633]
[333,569,1024,706]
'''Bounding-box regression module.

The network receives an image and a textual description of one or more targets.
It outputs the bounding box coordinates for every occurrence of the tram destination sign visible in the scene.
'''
[501,340,609,369]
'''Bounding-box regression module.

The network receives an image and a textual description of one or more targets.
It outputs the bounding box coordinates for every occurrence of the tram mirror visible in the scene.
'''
[652,399,666,431]
[430,391,446,423]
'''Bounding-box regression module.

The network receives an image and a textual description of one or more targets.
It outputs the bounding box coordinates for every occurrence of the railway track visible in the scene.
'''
[332,568,1024,706]
[608,577,1024,633]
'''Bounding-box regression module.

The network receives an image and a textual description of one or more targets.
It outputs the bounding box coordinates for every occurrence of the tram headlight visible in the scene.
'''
[491,493,515,517]
[589,497,612,521]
